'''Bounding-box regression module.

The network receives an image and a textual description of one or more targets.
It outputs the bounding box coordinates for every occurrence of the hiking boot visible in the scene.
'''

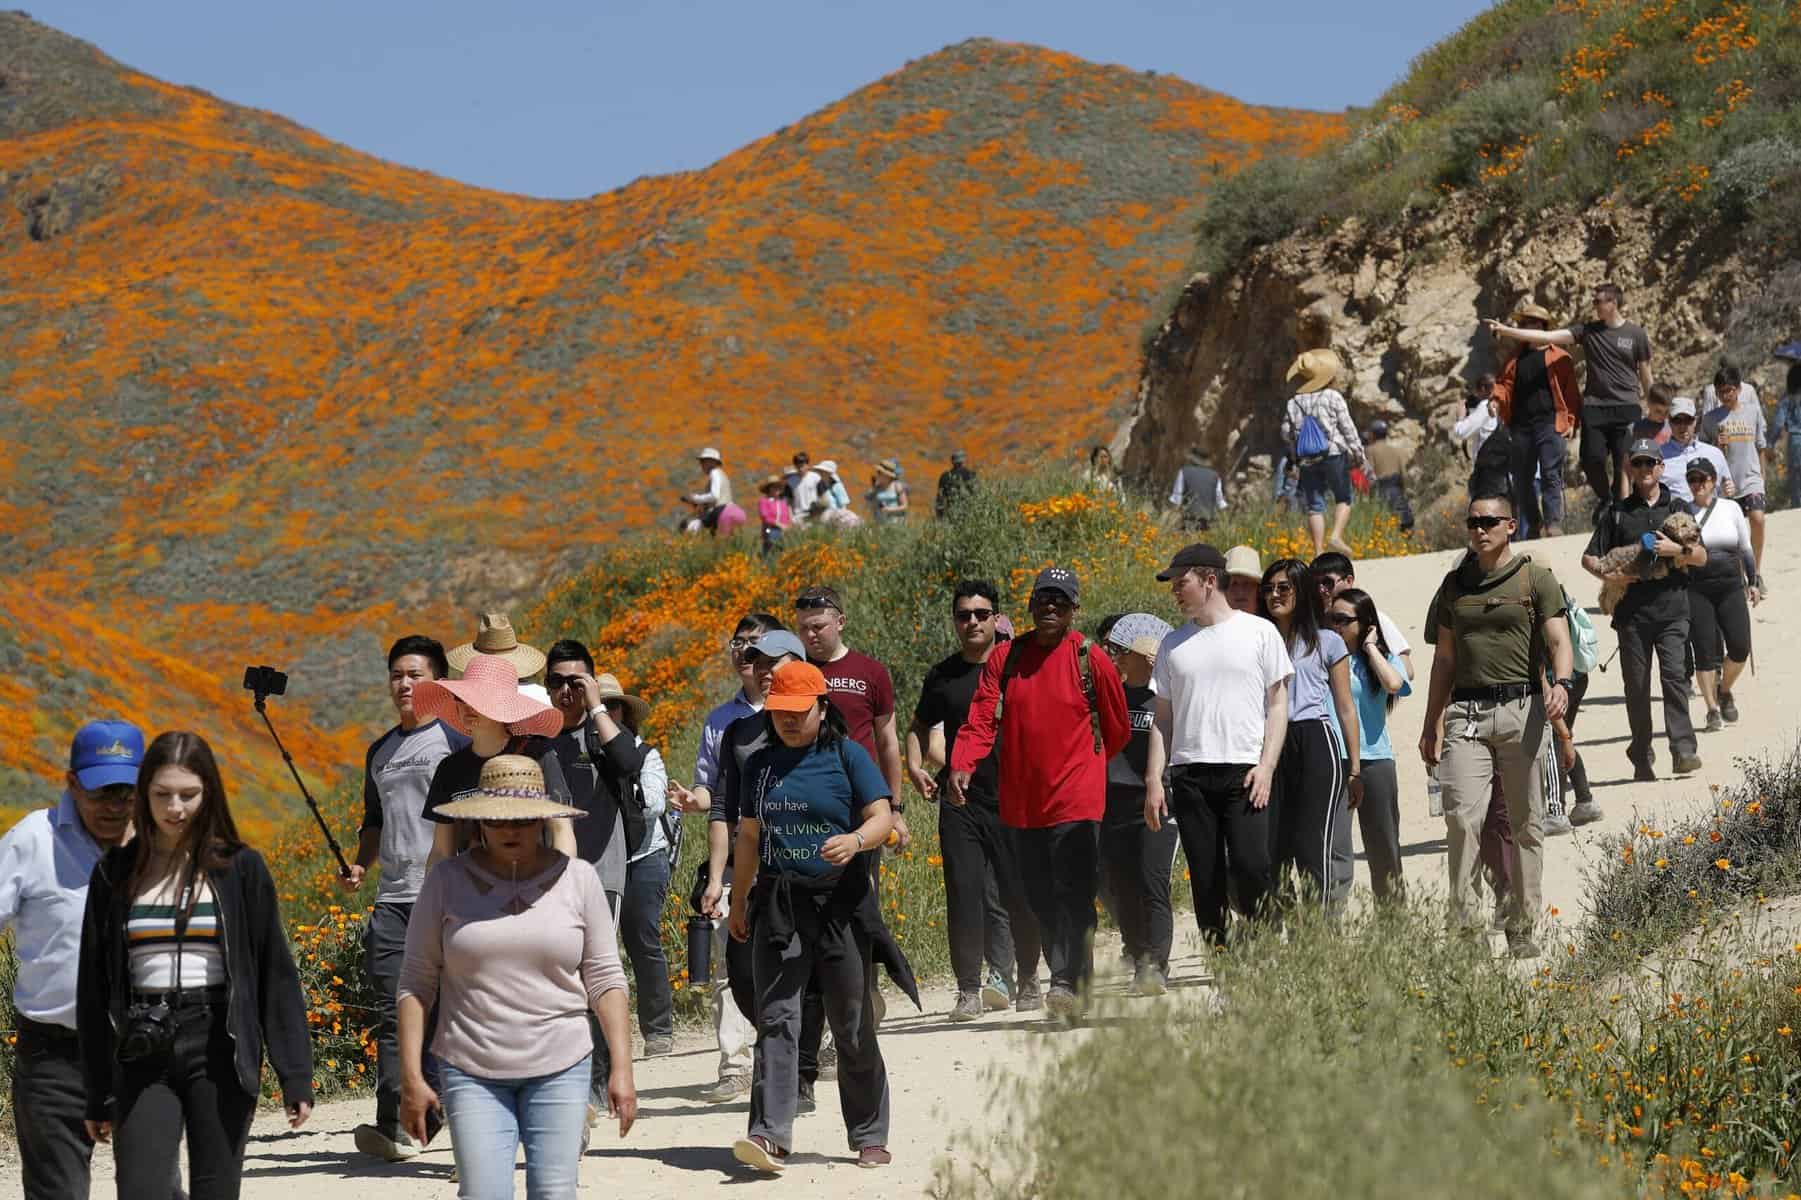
[1015,977,1043,1012]
[1544,812,1573,837]
[701,1073,751,1103]
[1505,931,1542,960]
[858,1145,893,1169]
[949,992,983,1023]
[1132,963,1168,997]
[980,971,1011,1011]
[1703,709,1724,733]
[1044,985,1080,1022]
[798,1078,817,1114]
[815,1036,838,1081]
[642,1034,675,1058]
[1720,692,1739,723]
[1632,764,1658,783]
[1674,753,1703,775]
[353,1124,420,1163]
[1568,800,1603,827]
[733,1135,789,1173]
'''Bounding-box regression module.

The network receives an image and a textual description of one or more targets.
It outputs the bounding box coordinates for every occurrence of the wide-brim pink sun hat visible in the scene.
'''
[412,653,564,739]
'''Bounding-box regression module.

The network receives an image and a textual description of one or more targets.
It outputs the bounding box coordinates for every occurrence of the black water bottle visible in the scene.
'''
[687,913,715,986]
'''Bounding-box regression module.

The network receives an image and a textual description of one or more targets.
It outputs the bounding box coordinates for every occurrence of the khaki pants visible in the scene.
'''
[1439,695,1548,934]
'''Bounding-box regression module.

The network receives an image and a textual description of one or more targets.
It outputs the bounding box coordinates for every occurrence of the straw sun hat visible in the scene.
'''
[432,754,585,821]
[1286,348,1343,395]
[593,673,650,726]
[447,612,546,678]
[412,654,564,738]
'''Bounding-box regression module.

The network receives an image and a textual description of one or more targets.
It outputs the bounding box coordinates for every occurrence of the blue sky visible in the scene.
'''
[40,0,1493,198]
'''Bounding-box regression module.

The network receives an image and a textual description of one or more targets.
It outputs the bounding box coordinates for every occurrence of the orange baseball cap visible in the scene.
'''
[765,661,829,712]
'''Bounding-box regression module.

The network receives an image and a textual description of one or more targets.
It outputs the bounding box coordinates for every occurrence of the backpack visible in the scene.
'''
[1564,588,1599,675]
[993,635,1102,754]
[1472,423,1516,492]
[1293,396,1332,463]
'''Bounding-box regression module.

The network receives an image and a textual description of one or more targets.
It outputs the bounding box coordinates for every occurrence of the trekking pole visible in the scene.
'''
[1596,644,1622,674]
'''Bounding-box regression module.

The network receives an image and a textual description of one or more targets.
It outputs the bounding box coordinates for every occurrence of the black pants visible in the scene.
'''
[1689,574,1751,672]
[938,798,1039,993]
[115,1001,257,1200]
[748,897,889,1152]
[1617,612,1697,766]
[1580,411,1637,504]
[1168,763,1271,942]
[365,900,442,1135]
[1271,717,1348,910]
[620,852,676,1039]
[727,925,825,1082]
[14,1021,94,1200]
[1098,816,1179,972]
[1014,820,1100,994]
[1563,671,1593,806]
[1374,474,1415,530]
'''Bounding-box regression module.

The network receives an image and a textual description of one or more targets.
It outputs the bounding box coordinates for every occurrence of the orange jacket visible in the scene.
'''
[1492,344,1582,435]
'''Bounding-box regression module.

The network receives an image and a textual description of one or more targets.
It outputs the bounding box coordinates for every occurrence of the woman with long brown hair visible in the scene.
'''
[77,731,313,1198]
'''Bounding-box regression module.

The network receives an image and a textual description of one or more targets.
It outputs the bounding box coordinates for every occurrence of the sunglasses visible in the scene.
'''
[1466,515,1509,531]
[1260,582,1295,597]
[1326,612,1358,626]
[794,596,839,612]
[1031,592,1074,608]
[1670,415,1696,424]
[1630,458,1661,468]
[953,608,995,623]
[546,673,586,691]
[1686,474,1711,485]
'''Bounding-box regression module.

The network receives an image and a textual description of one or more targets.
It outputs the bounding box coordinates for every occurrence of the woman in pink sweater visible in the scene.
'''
[397,755,636,1198]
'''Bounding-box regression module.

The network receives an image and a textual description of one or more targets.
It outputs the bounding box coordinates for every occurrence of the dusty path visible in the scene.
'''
[16,511,1798,1197]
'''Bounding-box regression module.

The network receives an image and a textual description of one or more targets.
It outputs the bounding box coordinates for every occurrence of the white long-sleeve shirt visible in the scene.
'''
[0,796,106,1028]
[1168,471,1228,511]
[689,466,733,508]
[627,743,669,864]
[1453,403,1498,457]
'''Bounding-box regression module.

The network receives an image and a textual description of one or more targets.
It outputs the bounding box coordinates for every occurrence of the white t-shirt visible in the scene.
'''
[1375,608,1411,657]
[1153,611,1295,767]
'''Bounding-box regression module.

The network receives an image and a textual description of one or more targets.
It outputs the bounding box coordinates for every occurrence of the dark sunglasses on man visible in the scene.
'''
[953,608,994,624]
[546,673,587,691]
[1466,514,1509,531]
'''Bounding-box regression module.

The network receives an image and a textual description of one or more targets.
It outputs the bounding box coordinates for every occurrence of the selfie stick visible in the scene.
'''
[254,695,352,878]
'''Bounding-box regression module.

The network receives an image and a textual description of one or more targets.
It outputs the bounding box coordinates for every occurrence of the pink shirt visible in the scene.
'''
[758,496,792,528]
[398,853,626,1080]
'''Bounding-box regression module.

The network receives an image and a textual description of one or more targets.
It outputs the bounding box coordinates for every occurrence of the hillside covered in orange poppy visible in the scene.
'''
[0,13,1341,824]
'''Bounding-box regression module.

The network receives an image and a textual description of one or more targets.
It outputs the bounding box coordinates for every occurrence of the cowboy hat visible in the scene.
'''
[431,755,584,821]
[760,473,788,493]
[447,612,546,678]
[1286,348,1342,395]
[413,654,565,739]
[875,457,901,478]
[592,673,650,727]
[1510,301,1557,327]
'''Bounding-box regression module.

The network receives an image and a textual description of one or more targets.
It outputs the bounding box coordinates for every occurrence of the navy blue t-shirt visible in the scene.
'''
[745,736,890,879]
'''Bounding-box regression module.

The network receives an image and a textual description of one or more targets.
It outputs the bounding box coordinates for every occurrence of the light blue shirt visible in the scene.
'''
[628,742,670,864]
[693,690,759,792]
[0,795,106,1028]
[1349,652,1412,761]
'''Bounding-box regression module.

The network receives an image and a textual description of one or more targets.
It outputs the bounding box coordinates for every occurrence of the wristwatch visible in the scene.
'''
[1553,677,1574,692]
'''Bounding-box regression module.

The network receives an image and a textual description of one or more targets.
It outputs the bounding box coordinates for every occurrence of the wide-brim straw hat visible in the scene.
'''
[761,473,788,494]
[593,673,650,726]
[432,754,585,821]
[1511,301,1557,327]
[413,654,565,738]
[875,457,901,478]
[447,612,546,678]
[1285,348,1342,395]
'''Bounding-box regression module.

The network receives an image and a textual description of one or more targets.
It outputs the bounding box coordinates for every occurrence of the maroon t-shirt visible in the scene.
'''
[813,648,894,764]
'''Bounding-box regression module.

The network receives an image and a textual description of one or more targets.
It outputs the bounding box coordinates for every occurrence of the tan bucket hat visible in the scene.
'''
[1510,301,1557,328]
[1285,348,1343,395]
[1224,545,1263,582]
[448,612,546,678]
[593,673,650,727]
[432,754,584,821]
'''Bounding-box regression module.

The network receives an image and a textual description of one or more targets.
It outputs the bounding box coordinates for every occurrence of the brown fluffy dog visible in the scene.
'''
[1597,511,1701,614]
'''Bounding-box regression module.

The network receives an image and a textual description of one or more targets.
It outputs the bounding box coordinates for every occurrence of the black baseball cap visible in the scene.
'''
[1031,566,1080,603]
[1156,543,1229,581]
[1627,438,1662,465]
[1684,457,1717,481]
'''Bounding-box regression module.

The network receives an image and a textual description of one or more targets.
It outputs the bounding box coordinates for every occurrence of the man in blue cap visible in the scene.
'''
[0,721,146,1198]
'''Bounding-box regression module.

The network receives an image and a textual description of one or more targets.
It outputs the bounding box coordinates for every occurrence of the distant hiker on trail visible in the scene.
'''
[686,447,747,537]
[1144,544,1291,945]
[1486,281,1652,507]
[950,567,1131,1021]
[399,755,637,1196]
[786,452,821,525]
[867,458,910,522]
[1420,492,1573,958]
[934,450,977,518]
[1095,612,1177,995]
[1084,445,1123,498]
[1454,373,1500,486]
[1282,348,1365,557]
[758,475,793,557]
[811,460,861,528]
[1772,363,1801,508]
[79,732,315,1196]
[727,662,897,1174]
[908,581,1041,1021]
[1659,394,1731,504]
[1684,458,1760,735]
[1361,421,1414,532]
[1223,544,1262,613]
[1700,364,1771,571]
[344,636,467,1165]
[1,720,169,1200]
[1489,302,1580,539]
[1168,445,1227,532]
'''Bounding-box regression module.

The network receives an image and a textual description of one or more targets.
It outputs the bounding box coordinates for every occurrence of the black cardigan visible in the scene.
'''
[77,843,314,1118]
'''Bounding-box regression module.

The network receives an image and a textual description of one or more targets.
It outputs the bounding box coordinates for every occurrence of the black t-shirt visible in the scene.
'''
[1512,349,1555,428]
[1584,485,1696,627]
[422,737,572,823]
[1105,683,1156,824]
[912,651,1000,805]
[710,712,776,830]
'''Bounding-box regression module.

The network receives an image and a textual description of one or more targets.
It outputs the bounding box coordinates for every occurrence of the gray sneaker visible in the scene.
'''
[1015,977,1043,1012]
[980,971,1011,1011]
[1544,812,1573,837]
[642,1034,675,1058]
[1674,753,1703,775]
[1505,931,1542,960]
[1720,691,1739,723]
[1132,963,1168,997]
[701,1073,751,1103]
[1567,801,1603,826]
[1704,709,1724,733]
[353,1124,420,1163]
[1044,985,1080,1022]
[949,992,984,1022]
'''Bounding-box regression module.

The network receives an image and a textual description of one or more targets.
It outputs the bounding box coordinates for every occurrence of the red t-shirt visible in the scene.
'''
[813,649,894,765]
[951,631,1131,829]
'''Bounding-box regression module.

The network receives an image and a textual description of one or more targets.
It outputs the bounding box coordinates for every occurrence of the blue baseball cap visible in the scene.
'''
[752,630,807,662]
[69,720,145,790]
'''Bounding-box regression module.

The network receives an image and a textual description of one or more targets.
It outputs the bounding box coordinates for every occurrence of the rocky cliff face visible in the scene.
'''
[1119,195,1797,489]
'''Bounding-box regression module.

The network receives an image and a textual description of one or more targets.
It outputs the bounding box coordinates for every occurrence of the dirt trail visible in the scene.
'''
[17,511,1798,1197]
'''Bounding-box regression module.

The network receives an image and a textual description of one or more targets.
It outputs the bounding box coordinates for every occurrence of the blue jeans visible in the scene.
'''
[1298,454,1351,514]
[1510,419,1565,536]
[620,852,675,1040]
[440,1056,590,1200]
